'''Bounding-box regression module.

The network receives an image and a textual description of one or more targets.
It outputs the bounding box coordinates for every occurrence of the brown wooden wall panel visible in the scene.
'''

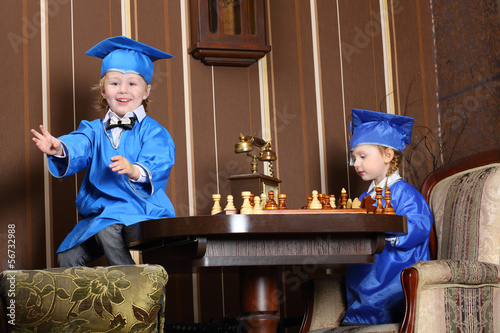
[1,0,46,270]
[25,2,46,270]
[318,0,351,200]
[337,1,389,198]
[338,1,386,113]
[391,0,439,190]
[213,65,263,202]
[269,0,321,211]
[134,0,189,217]
[47,0,79,267]
[190,58,217,216]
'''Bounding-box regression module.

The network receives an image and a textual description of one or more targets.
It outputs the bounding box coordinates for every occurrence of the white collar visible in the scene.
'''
[103,105,146,124]
[366,170,402,198]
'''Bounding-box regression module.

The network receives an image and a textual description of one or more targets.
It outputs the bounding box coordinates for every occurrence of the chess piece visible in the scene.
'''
[375,186,384,214]
[249,192,255,207]
[329,195,336,209]
[383,187,395,215]
[340,188,348,209]
[323,195,332,209]
[318,193,325,208]
[211,194,222,215]
[309,190,323,209]
[253,196,264,214]
[224,195,237,212]
[362,196,376,214]
[260,193,267,210]
[278,193,287,209]
[240,191,254,214]
[351,197,361,209]
[347,198,353,209]
[306,196,312,209]
[265,190,278,210]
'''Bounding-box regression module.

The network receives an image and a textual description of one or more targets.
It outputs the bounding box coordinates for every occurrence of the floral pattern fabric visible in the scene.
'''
[0,264,167,332]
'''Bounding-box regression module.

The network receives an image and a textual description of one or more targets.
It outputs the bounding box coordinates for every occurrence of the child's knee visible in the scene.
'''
[57,250,85,267]
[96,224,123,238]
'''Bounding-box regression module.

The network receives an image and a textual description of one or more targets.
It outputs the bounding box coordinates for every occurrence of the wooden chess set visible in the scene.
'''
[211,185,395,215]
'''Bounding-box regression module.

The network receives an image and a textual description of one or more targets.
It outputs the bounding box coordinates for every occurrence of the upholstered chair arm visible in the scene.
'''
[401,260,500,333]
[414,260,500,286]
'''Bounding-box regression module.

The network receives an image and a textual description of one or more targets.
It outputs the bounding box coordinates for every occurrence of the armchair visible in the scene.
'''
[0,264,168,332]
[400,149,500,332]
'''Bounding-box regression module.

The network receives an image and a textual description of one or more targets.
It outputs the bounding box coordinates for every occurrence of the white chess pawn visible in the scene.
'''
[253,196,264,214]
[347,198,353,209]
[224,195,237,212]
[260,192,267,210]
[330,195,336,209]
[211,194,222,215]
[240,191,253,214]
[309,190,323,209]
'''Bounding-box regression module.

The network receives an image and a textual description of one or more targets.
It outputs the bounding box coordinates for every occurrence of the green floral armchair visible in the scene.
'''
[0,264,168,332]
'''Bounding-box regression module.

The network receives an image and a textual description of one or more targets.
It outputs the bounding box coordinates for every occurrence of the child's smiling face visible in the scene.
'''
[351,144,393,185]
[101,72,151,117]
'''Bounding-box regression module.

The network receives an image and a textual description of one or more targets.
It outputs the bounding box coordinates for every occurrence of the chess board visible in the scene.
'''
[219,208,367,215]
[256,208,367,214]
[213,186,396,215]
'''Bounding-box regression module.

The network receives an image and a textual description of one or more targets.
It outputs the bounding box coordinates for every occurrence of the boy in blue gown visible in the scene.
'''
[31,36,176,267]
[343,109,433,324]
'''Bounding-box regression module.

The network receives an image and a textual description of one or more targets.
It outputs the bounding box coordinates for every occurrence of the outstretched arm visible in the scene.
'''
[31,125,63,156]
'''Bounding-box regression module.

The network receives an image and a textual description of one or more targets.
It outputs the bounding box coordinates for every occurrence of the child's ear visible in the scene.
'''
[143,85,151,100]
[383,148,395,163]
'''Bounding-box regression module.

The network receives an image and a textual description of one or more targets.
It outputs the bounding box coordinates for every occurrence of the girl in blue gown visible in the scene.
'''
[343,109,433,324]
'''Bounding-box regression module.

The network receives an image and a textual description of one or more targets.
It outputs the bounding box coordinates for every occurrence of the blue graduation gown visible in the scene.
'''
[343,180,432,324]
[49,116,176,253]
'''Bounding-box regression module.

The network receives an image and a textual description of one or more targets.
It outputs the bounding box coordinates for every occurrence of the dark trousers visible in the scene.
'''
[57,224,139,267]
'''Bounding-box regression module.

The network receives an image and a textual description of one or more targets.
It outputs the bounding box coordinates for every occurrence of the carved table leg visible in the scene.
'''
[238,266,280,333]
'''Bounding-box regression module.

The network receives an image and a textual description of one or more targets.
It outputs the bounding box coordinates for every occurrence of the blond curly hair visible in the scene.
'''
[377,146,401,177]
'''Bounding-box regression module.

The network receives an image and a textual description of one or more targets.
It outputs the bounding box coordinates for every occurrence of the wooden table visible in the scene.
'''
[129,211,407,333]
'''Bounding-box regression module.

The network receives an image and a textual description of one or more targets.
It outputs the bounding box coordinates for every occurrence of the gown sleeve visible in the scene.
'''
[128,119,175,198]
[387,182,433,250]
[48,121,95,177]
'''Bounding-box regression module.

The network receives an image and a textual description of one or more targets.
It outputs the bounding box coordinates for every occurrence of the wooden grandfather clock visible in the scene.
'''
[189,0,271,66]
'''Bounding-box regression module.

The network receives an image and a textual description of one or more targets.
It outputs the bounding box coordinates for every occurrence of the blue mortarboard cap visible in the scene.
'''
[350,109,414,151]
[85,36,174,84]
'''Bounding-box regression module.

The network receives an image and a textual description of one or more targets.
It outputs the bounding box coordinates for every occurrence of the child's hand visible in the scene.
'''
[31,125,63,156]
[109,155,140,180]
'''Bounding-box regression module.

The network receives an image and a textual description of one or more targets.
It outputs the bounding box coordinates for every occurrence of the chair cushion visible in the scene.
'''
[0,264,167,332]
[309,274,346,331]
[429,164,500,264]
